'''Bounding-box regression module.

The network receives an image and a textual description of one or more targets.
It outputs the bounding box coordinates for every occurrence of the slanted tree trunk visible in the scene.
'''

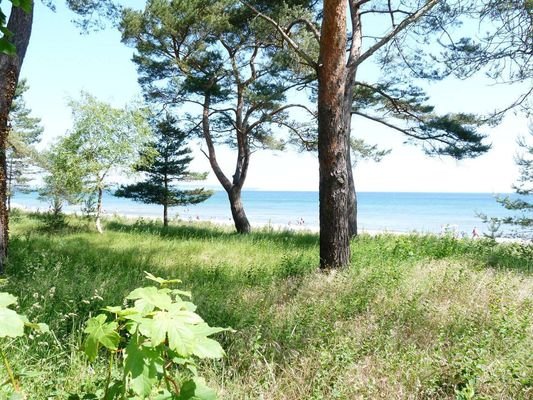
[201,92,251,234]
[0,2,34,274]
[317,0,350,269]
[228,186,250,233]
[95,186,103,234]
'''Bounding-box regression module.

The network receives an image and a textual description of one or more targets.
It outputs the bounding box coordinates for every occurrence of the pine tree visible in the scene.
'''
[7,79,43,210]
[481,126,532,239]
[115,116,212,227]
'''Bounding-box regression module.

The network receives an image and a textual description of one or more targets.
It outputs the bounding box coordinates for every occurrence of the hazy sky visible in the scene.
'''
[13,1,531,192]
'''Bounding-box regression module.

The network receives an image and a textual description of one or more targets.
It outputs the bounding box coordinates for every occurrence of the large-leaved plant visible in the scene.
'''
[82,272,232,399]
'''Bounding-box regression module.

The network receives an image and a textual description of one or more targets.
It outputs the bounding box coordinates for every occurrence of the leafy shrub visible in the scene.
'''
[77,272,232,399]
[0,283,49,397]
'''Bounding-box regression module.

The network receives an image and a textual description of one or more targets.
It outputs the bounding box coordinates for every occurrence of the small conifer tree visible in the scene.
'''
[116,115,212,226]
[480,126,532,239]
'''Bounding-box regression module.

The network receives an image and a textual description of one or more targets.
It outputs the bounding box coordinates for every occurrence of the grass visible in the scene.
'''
[1,211,532,399]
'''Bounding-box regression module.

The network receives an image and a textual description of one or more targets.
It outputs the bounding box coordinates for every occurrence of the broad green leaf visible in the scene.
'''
[190,323,232,337]
[192,337,225,359]
[178,377,217,400]
[171,288,192,299]
[103,305,122,314]
[0,292,17,307]
[144,271,182,286]
[150,311,196,356]
[0,308,25,338]
[127,286,173,312]
[181,301,197,312]
[24,321,50,333]
[105,381,124,400]
[116,307,142,318]
[124,336,160,397]
[153,390,175,400]
[83,314,120,361]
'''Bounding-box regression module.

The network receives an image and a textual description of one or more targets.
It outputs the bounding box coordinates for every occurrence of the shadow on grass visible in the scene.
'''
[6,230,317,334]
[21,211,96,235]
[105,219,320,249]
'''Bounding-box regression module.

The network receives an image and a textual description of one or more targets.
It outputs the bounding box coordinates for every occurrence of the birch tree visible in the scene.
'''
[62,92,150,233]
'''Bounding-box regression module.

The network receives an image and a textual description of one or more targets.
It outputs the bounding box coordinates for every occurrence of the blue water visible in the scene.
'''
[11,190,523,235]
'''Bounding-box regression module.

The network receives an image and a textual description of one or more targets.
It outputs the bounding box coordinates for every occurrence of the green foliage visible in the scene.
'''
[38,136,86,216]
[480,127,532,239]
[120,0,308,152]
[81,271,231,399]
[0,286,48,397]
[440,0,532,86]
[40,92,151,230]
[351,82,490,160]
[115,115,212,225]
[66,92,151,191]
[0,0,32,54]
[0,292,25,338]
[2,214,532,398]
[0,291,49,338]
[7,79,44,204]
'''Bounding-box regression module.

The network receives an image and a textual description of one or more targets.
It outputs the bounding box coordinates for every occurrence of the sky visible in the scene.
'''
[9,1,532,192]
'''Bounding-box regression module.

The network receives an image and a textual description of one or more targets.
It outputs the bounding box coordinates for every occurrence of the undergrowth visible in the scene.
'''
[1,212,532,399]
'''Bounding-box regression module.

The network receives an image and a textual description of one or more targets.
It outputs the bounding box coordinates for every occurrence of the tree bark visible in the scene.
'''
[163,204,168,227]
[347,149,358,236]
[228,186,251,233]
[201,92,252,234]
[163,173,169,227]
[0,2,34,274]
[95,186,103,234]
[7,157,13,213]
[346,1,362,238]
[317,0,350,269]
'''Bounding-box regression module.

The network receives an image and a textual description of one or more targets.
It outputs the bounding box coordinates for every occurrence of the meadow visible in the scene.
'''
[1,211,532,399]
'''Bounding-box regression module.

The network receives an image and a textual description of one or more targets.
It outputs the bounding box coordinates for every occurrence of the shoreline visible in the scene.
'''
[12,204,530,244]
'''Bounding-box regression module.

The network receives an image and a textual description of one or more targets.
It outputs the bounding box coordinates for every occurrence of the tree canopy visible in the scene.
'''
[6,79,43,208]
[55,92,151,232]
[120,0,314,233]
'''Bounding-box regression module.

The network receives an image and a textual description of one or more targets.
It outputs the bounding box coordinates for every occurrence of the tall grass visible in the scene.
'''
[2,212,532,399]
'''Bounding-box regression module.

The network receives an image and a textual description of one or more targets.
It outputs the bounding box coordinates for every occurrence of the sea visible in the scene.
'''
[12,190,524,236]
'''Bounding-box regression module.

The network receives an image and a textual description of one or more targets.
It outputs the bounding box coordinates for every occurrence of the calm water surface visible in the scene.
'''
[12,190,521,235]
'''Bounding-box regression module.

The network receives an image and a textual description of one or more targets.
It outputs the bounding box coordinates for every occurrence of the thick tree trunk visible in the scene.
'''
[95,187,103,234]
[0,3,34,274]
[228,187,251,234]
[317,0,350,269]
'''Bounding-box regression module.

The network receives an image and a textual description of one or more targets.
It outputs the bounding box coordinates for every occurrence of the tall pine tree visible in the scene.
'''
[115,116,212,227]
[7,79,43,210]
